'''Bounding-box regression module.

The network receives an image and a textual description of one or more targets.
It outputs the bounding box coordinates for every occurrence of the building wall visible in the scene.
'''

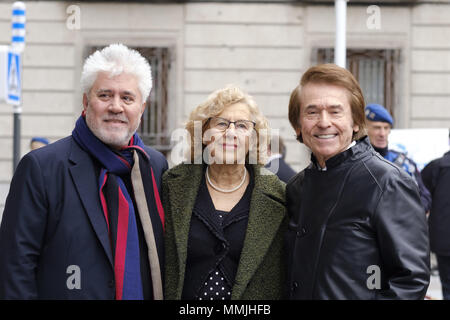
[0,1,449,216]
[182,2,308,172]
[0,1,78,217]
[305,5,412,128]
[411,4,450,128]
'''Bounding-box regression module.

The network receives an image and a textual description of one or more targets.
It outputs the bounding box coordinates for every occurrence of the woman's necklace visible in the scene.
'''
[206,166,247,193]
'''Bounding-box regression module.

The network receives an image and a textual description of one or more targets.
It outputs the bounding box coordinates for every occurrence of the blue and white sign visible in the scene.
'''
[11,2,26,53]
[6,51,21,106]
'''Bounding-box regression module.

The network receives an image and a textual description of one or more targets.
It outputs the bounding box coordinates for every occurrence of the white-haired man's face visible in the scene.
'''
[83,72,146,149]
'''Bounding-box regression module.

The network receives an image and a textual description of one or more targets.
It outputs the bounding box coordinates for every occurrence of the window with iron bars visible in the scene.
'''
[86,46,171,154]
[315,48,400,120]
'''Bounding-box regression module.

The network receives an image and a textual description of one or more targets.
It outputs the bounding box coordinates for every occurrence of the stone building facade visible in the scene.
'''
[0,0,449,215]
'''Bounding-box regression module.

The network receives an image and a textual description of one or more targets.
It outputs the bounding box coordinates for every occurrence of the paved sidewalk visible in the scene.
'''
[426,253,443,300]
[426,273,443,300]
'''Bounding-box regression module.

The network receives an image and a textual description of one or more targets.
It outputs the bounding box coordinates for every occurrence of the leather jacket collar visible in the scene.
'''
[310,136,373,170]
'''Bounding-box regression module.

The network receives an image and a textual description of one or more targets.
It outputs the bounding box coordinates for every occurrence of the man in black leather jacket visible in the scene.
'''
[285,64,430,300]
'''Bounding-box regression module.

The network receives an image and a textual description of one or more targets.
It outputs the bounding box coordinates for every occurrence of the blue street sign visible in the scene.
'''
[7,51,21,106]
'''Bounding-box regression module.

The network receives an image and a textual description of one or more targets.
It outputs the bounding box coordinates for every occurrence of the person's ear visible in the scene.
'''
[295,127,303,143]
[82,93,89,111]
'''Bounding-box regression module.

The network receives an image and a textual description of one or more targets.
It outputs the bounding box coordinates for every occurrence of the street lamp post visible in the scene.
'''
[335,0,347,68]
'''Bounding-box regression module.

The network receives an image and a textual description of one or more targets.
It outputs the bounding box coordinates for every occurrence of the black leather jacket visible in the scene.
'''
[422,150,450,256]
[286,137,430,300]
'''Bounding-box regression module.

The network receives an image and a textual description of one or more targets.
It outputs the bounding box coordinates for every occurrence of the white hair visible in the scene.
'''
[80,43,152,101]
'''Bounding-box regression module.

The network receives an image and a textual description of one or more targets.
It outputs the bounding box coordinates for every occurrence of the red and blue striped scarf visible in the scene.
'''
[72,116,164,300]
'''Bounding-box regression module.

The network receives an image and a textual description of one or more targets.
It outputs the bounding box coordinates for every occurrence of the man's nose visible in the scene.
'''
[317,110,331,127]
[108,95,124,113]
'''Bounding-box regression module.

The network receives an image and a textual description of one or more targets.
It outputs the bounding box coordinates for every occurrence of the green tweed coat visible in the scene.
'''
[162,164,287,300]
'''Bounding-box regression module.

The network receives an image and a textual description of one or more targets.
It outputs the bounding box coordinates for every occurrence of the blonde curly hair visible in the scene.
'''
[185,85,270,165]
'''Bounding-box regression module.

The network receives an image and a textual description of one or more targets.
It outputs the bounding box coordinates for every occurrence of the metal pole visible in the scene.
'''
[13,108,20,171]
[10,2,25,172]
[335,0,347,68]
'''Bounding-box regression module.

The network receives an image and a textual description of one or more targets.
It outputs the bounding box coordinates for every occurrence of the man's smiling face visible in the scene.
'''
[83,72,145,150]
[298,82,359,168]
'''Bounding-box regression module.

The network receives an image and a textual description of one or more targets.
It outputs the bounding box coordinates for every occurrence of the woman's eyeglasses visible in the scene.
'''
[208,117,256,133]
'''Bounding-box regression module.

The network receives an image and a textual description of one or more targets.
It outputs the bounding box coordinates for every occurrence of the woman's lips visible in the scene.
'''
[223,143,237,149]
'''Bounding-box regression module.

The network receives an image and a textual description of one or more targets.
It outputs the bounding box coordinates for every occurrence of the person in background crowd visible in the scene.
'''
[285,63,430,300]
[365,103,432,213]
[30,136,49,150]
[265,135,296,183]
[163,85,287,300]
[0,44,167,300]
[421,129,450,300]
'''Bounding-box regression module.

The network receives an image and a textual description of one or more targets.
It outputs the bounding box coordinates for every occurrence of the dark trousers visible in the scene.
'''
[437,255,450,300]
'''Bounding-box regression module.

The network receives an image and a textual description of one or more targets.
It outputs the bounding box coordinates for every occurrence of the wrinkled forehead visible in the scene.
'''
[299,82,351,110]
[91,72,141,96]
[216,102,253,120]
[367,120,392,129]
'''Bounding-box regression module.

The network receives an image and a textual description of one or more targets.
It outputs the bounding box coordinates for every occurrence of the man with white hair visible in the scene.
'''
[0,44,168,300]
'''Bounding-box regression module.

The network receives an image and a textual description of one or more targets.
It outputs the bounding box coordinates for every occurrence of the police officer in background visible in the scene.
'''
[30,137,49,151]
[365,103,432,213]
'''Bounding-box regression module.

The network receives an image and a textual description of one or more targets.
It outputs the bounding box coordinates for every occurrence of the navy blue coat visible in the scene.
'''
[0,136,168,299]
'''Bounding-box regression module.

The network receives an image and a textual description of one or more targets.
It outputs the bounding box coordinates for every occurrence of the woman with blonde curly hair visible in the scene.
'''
[163,85,287,300]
